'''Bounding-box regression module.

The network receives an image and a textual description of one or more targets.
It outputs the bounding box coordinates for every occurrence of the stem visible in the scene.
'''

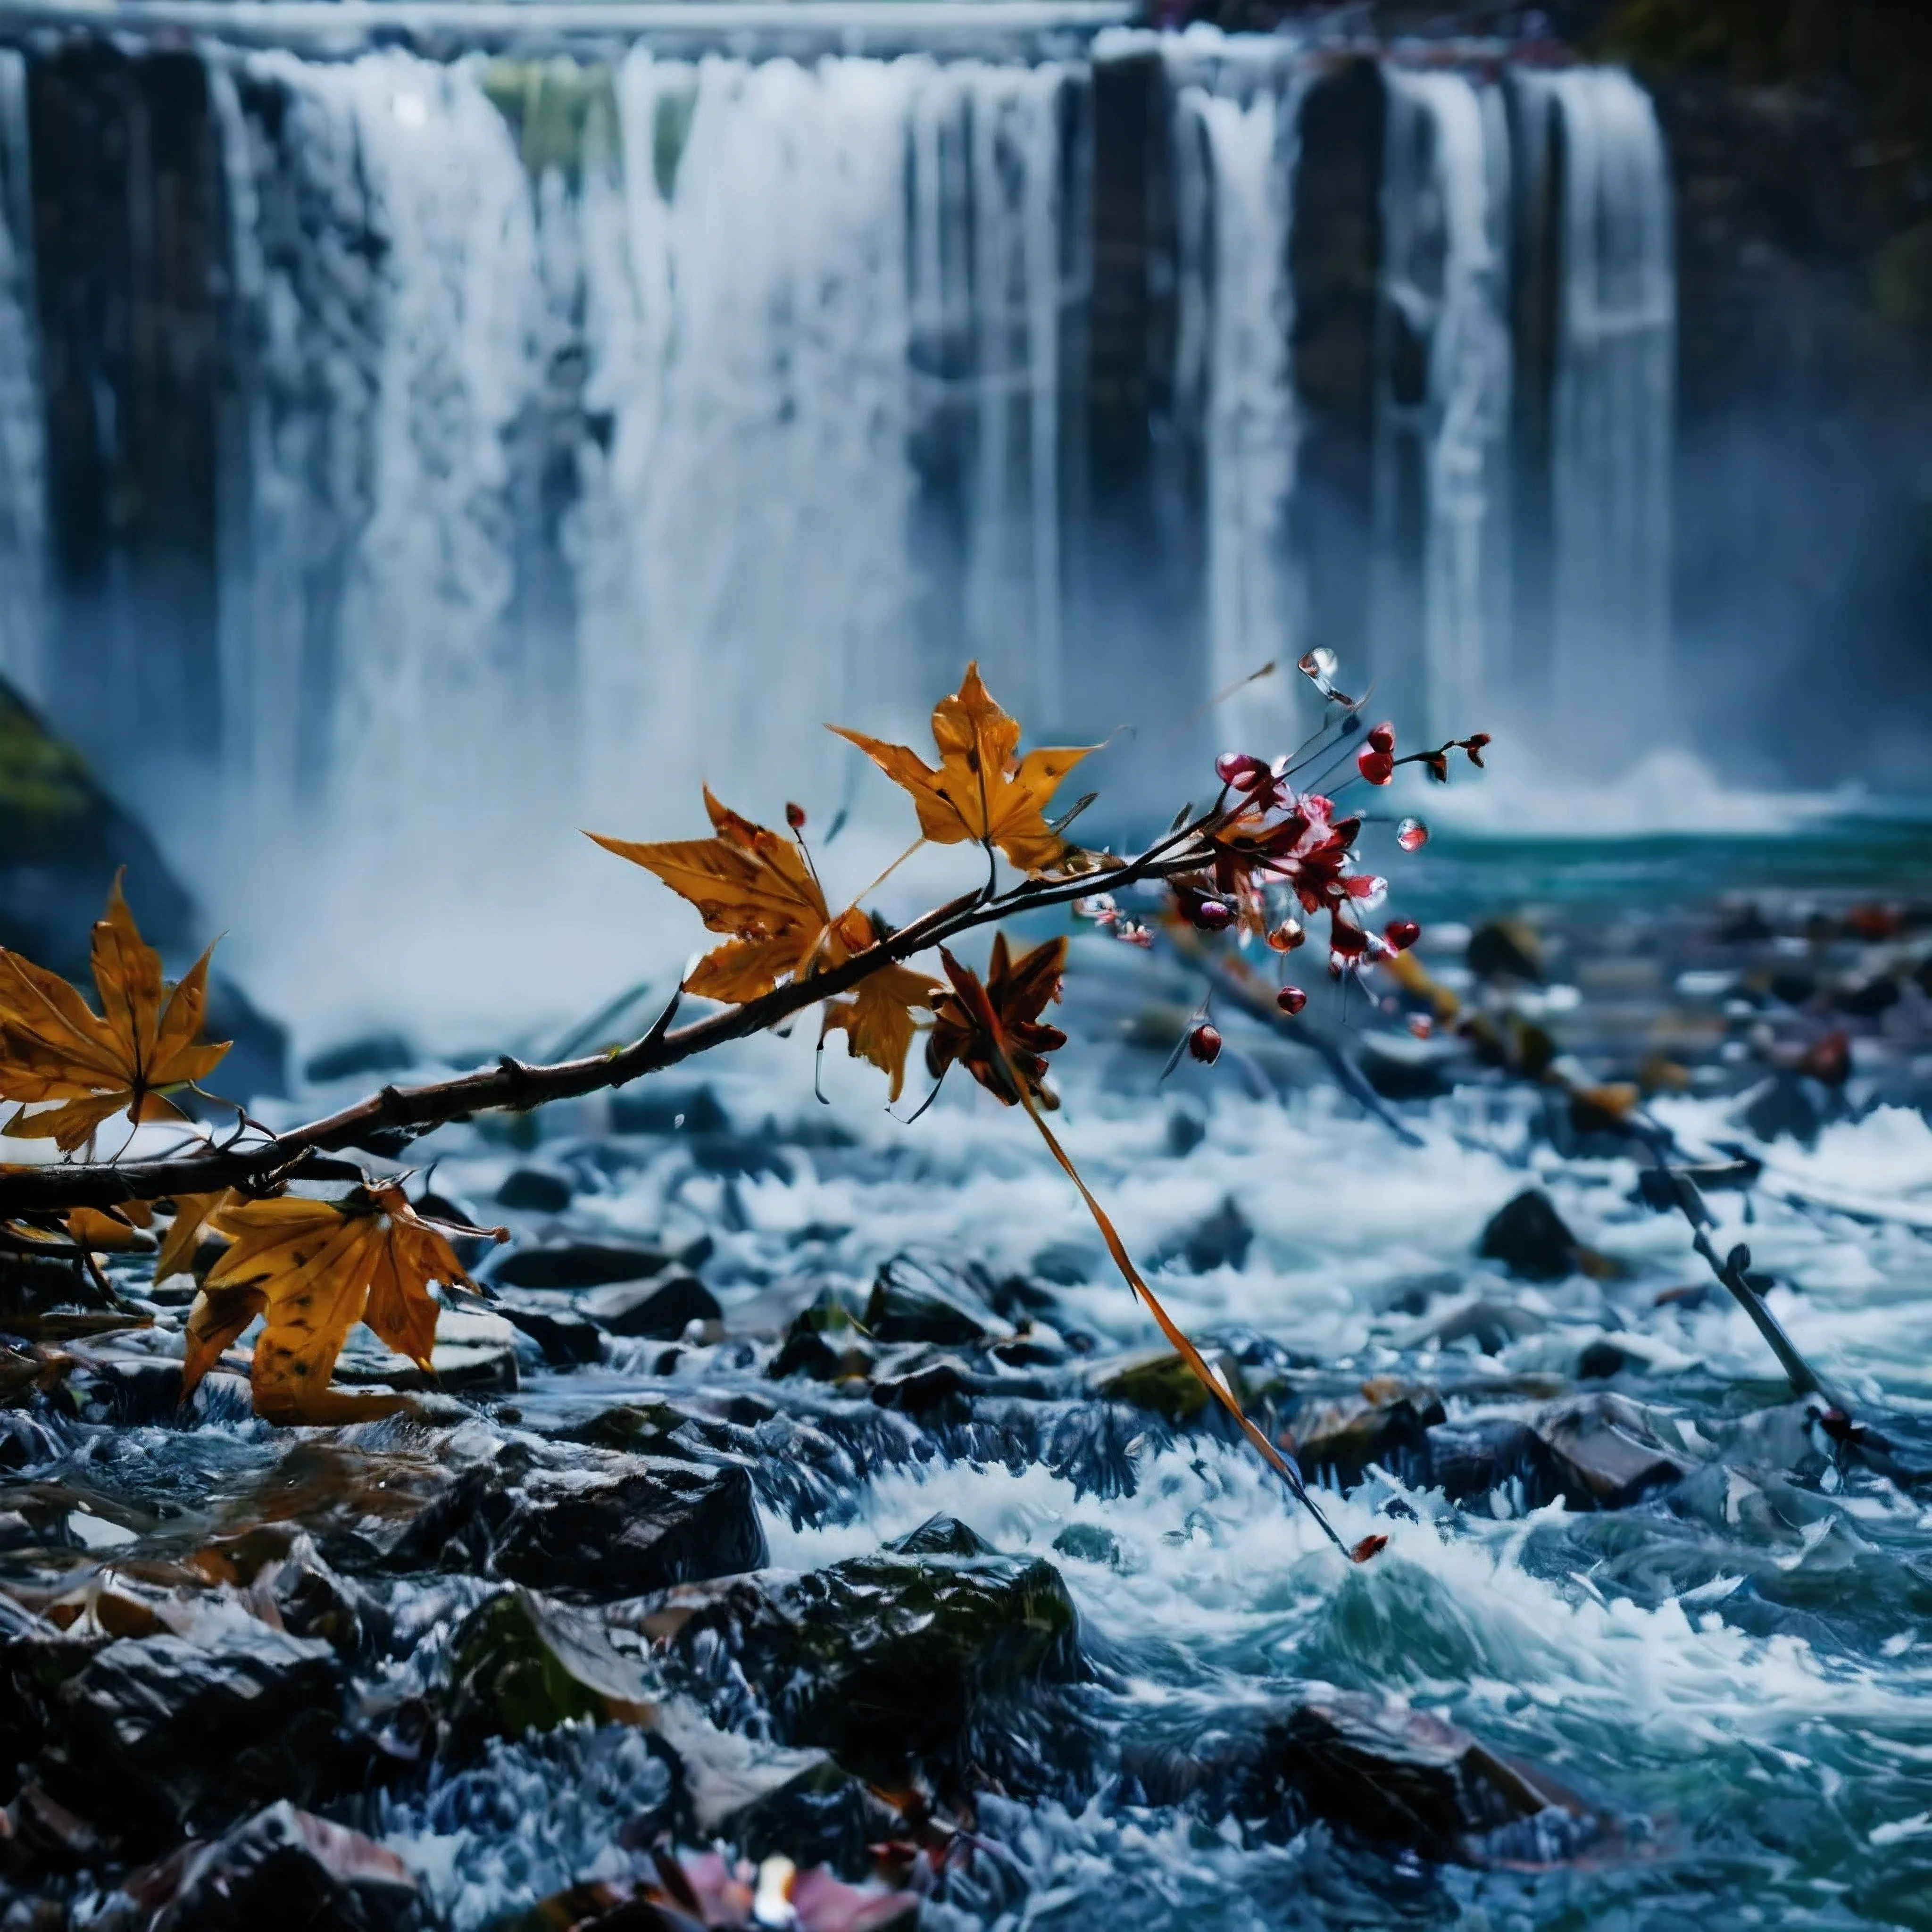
[1002,1055,1361,1559]
[0,829,1227,1218]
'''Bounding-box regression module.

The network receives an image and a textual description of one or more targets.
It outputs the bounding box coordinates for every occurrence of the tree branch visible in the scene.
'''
[0,829,1224,1218]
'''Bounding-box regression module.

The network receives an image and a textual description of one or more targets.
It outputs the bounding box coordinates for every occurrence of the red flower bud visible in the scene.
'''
[1276,985,1307,1016]
[1384,918,1421,952]
[1188,1022,1223,1065]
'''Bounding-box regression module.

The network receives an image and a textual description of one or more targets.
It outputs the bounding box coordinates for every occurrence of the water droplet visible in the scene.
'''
[1407,1013,1434,1039]
[1190,899,1233,933]
[1266,917,1306,952]
[1188,1022,1223,1065]
[1276,986,1307,1016]
[1384,918,1421,952]
[1297,647,1338,683]
[1396,816,1429,853]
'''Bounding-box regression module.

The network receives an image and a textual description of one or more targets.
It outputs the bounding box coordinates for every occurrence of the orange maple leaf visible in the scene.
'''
[0,876,230,1151]
[831,665,1092,876]
[820,915,942,1101]
[926,933,1068,1109]
[589,789,864,1004]
[181,1183,505,1424]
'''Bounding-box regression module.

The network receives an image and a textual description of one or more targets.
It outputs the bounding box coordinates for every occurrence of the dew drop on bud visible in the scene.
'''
[1384,918,1421,952]
[1396,816,1429,853]
[1356,746,1394,786]
[1366,721,1396,756]
[1266,917,1306,953]
[1297,647,1338,683]
[1215,750,1245,784]
[1191,899,1233,933]
[785,802,807,831]
[1188,1022,1223,1065]
[1408,1013,1433,1039]
[1276,985,1307,1016]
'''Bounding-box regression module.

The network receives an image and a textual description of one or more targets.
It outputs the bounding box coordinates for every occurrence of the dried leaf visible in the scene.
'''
[589,790,840,1004]
[64,1205,150,1253]
[926,934,1068,1109]
[183,1183,501,1423]
[0,876,230,1150]
[155,1191,229,1285]
[819,918,941,1102]
[831,664,1092,875]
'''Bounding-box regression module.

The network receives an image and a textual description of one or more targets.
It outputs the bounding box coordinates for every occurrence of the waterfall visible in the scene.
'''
[1516,67,1674,758]
[1372,67,1514,747]
[1171,55,1306,758]
[0,49,43,703]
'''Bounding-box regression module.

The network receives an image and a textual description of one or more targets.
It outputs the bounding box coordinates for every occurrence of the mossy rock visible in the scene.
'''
[1091,1345,1248,1424]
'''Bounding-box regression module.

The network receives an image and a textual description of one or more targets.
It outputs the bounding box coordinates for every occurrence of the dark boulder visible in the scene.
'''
[492,1241,680,1291]
[1466,920,1543,984]
[444,1587,661,1750]
[495,1166,575,1214]
[864,1253,1010,1348]
[1255,1692,1590,1862]
[386,1445,767,1597]
[137,1803,421,1932]
[641,1548,1085,1790]
[769,1286,876,1383]
[1091,1346,1248,1425]
[303,1033,417,1085]
[28,1621,345,1852]
[1152,1197,1253,1274]
[1292,1389,1444,1491]
[496,1297,605,1366]
[1425,1419,1574,1509]
[887,1513,996,1558]
[1533,1394,1692,1509]
[1477,1190,1581,1282]
[581,1274,721,1339]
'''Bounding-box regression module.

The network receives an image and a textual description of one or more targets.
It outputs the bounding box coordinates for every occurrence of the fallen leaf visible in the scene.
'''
[0,876,230,1151]
[588,790,852,1004]
[155,1191,229,1285]
[819,916,941,1100]
[182,1183,503,1423]
[64,1205,152,1253]
[831,664,1092,875]
[926,933,1068,1108]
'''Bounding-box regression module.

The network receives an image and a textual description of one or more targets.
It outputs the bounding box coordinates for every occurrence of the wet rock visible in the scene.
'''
[1398,1294,1549,1355]
[869,1357,974,1417]
[245,1431,768,1598]
[28,1619,346,1852]
[864,1253,1010,1348]
[1292,1389,1444,1491]
[1477,1190,1581,1282]
[497,1297,605,1367]
[1030,1240,1099,1286]
[193,1525,384,1659]
[334,1315,522,1397]
[1091,1346,1246,1425]
[492,1241,680,1291]
[769,1286,875,1382]
[1153,1197,1252,1273]
[1576,1339,1631,1381]
[495,1166,575,1214]
[581,1273,721,1339]
[641,1548,1084,1789]
[304,1032,416,1085]
[1467,919,1543,984]
[1533,1394,1692,1508]
[1425,1419,1573,1509]
[652,1700,894,1872]
[1744,1071,1826,1145]
[444,1587,661,1749]
[1050,1523,1132,1570]
[887,1513,995,1558]
[1358,1039,1455,1101]
[1257,1691,1587,1862]
[71,1355,192,1426]
[137,1803,420,1932]
[392,1444,766,1597]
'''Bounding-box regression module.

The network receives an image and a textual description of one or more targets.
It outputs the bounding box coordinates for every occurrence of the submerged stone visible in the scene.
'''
[445,1586,661,1749]
[133,1802,420,1932]
[1477,1189,1582,1282]
[1260,1691,1589,1862]
[495,1166,575,1214]
[1293,1389,1444,1491]
[1533,1393,1692,1508]
[581,1273,721,1338]
[640,1548,1085,1789]
[1090,1346,1247,1424]
[887,1513,996,1558]
[1152,1197,1253,1274]
[864,1253,1011,1347]
[26,1620,345,1853]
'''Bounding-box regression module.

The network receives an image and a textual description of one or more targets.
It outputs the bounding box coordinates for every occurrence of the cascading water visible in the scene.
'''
[0,48,43,704]
[1372,66,1514,747]
[1515,66,1674,760]
[1169,47,1306,755]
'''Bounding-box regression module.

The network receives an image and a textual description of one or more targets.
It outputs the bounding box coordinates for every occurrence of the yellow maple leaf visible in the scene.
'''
[819,916,942,1101]
[154,1190,230,1285]
[180,1183,502,1424]
[588,789,858,1004]
[830,664,1093,876]
[0,876,230,1151]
